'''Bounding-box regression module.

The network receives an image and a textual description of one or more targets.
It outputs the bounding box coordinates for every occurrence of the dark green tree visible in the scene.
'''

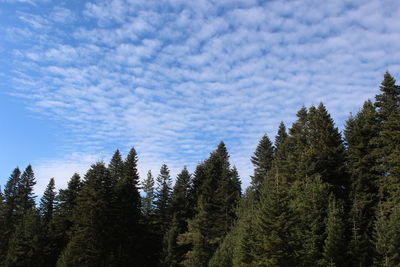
[5,209,41,267]
[179,142,240,266]
[0,168,21,261]
[375,72,400,203]
[51,173,82,266]
[40,178,56,224]
[112,147,143,266]
[39,178,58,267]
[344,100,380,266]
[18,165,37,212]
[250,134,274,193]
[141,170,155,217]
[305,103,347,198]
[154,164,173,233]
[163,167,192,266]
[323,194,346,267]
[251,173,297,266]
[373,72,400,266]
[59,162,115,266]
[108,149,124,185]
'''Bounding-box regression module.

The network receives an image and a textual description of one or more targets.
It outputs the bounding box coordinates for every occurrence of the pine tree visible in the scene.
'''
[154,164,173,233]
[208,230,235,267]
[108,149,124,184]
[374,71,400,205]
[179,142,240,266]
[141,170,155,217]
[323,194,346,267]
[18,165,37,212]
[373,72,400,266]
[38,178,57,267]
[40,178,56,224]
[51,173,82,266]
[344,100,380,266]
[275,122,288,153]
[0,168,21,261]
[5,208,41,267]
[291,175,330,266]
[112,147,143,266]
[305,103,347,198]
[251,172,297,266]
[250,134,274,193]
[233,188,258,267]
[163,167,191,266]
[59,162,115,266]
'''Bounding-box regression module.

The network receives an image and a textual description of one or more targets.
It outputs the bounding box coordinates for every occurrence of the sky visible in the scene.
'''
[1,0,400,195]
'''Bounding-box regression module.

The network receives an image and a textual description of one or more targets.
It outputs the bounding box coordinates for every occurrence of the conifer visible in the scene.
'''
[155,164,173,233]
[141,170,155,217]
[18,165,37,212]
[344,100,380,265]
[59,162,114,266]
[40,178,56,224]
[250,134,274,192]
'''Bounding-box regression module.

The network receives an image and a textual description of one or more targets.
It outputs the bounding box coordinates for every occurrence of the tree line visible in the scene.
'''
[0,72,399,266]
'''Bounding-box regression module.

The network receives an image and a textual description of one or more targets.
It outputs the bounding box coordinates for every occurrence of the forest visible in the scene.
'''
[0,71,399,267]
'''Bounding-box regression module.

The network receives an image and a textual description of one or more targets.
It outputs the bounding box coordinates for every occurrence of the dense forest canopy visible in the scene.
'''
[1,72,400,266]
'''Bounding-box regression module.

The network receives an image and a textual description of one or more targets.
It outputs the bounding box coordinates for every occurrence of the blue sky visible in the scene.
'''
[1,0,400,194]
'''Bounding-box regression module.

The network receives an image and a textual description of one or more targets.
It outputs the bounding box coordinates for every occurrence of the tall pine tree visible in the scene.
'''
[344,100,380,266]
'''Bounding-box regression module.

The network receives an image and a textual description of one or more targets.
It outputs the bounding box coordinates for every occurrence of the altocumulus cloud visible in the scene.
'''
[1,0,400,193]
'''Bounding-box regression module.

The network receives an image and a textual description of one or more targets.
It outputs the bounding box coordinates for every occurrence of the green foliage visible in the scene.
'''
[59,162,115,266]
[155,164,173,233]
[18,165,37,212]
[208,231,235,267]
[345,100,380,266]
[251,134,274,192]
[179,142,240,266]
[251,174,297,266]
[0,168,22,261]
[323,194,346,267]
[5,209,41,267]
[163,167,192,266]
[112,147,143,266]
[141,170,155,216]
[290,175,330,266]
[40,178,56,224]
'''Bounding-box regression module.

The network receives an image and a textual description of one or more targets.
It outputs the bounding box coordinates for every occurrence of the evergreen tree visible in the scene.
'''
[0,168,21,261]
[51,173,82,266]
[154,164,173,233]
[373,72,400,266]
[179,142,240,266]
[141,170,155,217]
[374,72,400,205]
[108,149,124,185]
[305,103,347,198]
[323,194,346,267]
[59,162,115,266]
[251,172,297,266]
[208,230,235,267]
[5,209,41,267]
[40,178,56,224]
[112,147,143,266]
[344,100,380,266]
[250,134,274,193]
[18,165,37,212]
[39,178,58,266]
[275,122,288,153]
[291,175,330,266]
[163,167,192,266]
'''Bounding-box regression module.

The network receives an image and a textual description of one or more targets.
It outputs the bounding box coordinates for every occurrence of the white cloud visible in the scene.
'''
[3,0,400,192]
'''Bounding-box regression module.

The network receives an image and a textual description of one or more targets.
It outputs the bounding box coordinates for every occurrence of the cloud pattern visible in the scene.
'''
[2,0,400,192]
